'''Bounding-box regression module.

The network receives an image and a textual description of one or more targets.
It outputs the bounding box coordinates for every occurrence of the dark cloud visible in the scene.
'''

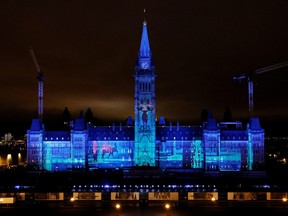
[0,1,288,136]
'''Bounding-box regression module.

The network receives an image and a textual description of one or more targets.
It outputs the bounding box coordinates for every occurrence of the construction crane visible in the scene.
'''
[233,61,288,114]
[29,48,45,120]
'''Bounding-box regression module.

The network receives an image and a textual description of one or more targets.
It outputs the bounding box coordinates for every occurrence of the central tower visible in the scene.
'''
[134,20,156,166]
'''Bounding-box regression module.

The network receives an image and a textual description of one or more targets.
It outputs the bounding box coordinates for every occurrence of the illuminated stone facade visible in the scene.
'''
[27,20,265,172]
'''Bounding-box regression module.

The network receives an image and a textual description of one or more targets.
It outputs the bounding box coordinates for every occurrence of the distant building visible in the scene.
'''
[26,19,265,172]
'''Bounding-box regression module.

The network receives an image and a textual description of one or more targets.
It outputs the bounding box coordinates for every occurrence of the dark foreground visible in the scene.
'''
[1,203,288,216]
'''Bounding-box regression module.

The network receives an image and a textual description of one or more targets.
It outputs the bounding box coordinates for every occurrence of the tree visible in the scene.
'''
[85,107,94,125]
[62,107,71,129]
[201,107,209,122]
[223,106,232,122]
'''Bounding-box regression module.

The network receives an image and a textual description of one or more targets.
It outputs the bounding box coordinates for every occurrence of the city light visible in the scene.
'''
[7,154,11,166]
[18,153,21,164]
[115,203,121,209]
[165,203,170,209]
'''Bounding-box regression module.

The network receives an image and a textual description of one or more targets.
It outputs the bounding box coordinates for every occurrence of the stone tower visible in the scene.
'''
[133,19,156,166]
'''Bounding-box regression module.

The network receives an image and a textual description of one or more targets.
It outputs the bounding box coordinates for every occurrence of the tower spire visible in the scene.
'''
[139,10,151,59]
[134,17,156,167]
[143,8,146,24]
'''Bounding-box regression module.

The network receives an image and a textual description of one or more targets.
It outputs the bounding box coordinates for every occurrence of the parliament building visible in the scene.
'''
[26,19,265,172]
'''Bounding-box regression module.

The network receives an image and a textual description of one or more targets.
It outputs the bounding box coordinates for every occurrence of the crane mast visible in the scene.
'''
[29,48,45,120]
[233,61,288,113]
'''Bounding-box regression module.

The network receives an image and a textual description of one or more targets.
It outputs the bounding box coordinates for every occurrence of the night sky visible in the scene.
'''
[1,1,288,136]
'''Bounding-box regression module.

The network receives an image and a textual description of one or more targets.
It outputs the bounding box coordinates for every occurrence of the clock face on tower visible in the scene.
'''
[141,62,149,69]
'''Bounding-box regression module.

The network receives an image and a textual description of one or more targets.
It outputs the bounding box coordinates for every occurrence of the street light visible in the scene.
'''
[165,203,170,209]
[18,153,21,164]
[115,203,121,215]
[165,203,170,215]
[283,197,287,202]
[70,197,75,208]
[7,154,12,167]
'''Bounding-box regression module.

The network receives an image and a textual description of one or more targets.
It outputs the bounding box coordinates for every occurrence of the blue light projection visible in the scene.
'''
[133,19,156,167]
[26,18,265,172]
[27,119,264,172]
[156,140,204,169]
[88,140,133,168]
[191,140,204,169]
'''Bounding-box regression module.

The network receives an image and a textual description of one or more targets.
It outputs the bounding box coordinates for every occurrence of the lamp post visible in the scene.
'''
[165,203,170,215]
[115,203,121,216]
[70,197,75,208]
